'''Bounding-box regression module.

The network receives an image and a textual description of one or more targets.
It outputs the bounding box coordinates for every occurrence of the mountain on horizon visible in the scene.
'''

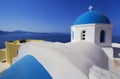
[0,30,70,35]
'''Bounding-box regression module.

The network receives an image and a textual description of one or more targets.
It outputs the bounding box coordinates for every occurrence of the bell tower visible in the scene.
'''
[71,6,112,47]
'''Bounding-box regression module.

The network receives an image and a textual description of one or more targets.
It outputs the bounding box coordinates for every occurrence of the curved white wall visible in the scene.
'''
[14,41,108,79]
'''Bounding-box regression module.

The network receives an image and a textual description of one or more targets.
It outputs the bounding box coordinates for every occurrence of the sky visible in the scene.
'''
[0,0,120,34]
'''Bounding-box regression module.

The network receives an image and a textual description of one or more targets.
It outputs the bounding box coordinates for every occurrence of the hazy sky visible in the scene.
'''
[0,0,120,34]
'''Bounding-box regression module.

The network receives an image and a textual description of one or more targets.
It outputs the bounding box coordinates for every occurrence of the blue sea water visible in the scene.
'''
[0,32,70,49]
[112,36,120,43]
[0,32,119,49]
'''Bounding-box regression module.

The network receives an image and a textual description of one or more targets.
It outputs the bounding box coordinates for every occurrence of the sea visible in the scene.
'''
[0,32,70,49]
[0,31,119,49]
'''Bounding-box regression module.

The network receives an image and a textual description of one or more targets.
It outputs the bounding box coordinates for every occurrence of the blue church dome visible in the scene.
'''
[74,11,111,25]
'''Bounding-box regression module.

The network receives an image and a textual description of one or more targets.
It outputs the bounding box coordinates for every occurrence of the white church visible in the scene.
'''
[71,9,112,47]
[0,6,120,79]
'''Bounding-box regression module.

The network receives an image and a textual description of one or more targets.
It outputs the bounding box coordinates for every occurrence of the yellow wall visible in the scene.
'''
[5,40,43,65]
[26,40,43,42]
[5,40,20,65]
[0,49,6,62]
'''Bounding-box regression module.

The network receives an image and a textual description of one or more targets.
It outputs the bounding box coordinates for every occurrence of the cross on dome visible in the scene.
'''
[88,5,93,11]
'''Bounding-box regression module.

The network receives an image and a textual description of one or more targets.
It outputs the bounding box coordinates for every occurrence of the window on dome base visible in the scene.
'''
[100,30,105,43]
[71,31,74,40]
[81,30,86,40]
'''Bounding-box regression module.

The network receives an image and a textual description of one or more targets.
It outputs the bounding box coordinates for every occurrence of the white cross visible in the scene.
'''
[88,5,93,11]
